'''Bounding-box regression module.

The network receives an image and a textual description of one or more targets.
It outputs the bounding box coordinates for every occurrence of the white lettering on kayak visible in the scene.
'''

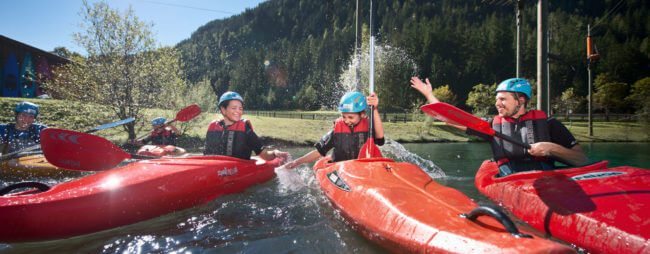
[571,171,625,181]
[218,167,238,177]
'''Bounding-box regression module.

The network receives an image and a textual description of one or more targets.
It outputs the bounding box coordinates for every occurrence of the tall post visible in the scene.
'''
[587,24,594,137]
[546,26,551,114]
[536,0,548,111]
[516,0,524,77]
[355,0,362,91]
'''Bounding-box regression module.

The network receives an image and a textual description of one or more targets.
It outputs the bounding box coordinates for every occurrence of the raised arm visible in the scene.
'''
[410,77,439,104]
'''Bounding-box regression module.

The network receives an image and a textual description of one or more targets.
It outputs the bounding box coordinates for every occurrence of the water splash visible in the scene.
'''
[274,166,307,193]
[380,139,446,178]
[332,40,418,109]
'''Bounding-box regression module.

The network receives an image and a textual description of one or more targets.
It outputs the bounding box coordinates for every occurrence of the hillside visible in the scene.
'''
[177,0,649,112]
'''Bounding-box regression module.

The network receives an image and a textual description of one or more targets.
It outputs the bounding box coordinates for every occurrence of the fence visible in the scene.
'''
[248,110,639,123]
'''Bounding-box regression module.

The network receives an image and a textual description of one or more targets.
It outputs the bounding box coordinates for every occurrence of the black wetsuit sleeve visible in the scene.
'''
[314,130,335,156]
[548,118,578,148]
[374,136,385,146]
[246,128,264,155]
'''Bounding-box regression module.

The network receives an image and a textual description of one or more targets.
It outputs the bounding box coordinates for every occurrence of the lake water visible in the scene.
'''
[1,142,648,253]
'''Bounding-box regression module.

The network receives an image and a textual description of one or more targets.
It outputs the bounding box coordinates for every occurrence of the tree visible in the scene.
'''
[432,85,457,105]
[626,77,650,121]
[593,73,628,121]
[47,1,185,139]
[466,83,496,116]
[554,87,583,120]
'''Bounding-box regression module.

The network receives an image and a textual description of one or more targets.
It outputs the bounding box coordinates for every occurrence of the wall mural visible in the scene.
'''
[1,51,58,98]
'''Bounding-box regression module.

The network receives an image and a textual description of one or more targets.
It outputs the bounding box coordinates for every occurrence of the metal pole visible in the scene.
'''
[587,24,594,137]
[547,26,551,114]
[516,0,523,77]
[355,0,361,91]
[536,0,548,111]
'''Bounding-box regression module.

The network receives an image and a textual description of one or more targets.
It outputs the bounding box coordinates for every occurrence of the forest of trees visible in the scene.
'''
[175,0,648,114]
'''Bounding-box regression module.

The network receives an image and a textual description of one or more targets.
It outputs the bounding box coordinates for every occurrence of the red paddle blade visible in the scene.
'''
[358,137,383,159]
[41,128,131,171]
[174,104,201,122]
[420,102,495,136]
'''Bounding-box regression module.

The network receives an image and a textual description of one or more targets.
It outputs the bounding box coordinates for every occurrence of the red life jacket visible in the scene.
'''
[148,126,177,145]
[331,117,369,162]
[204,119,255,160]
[490,110,553,173]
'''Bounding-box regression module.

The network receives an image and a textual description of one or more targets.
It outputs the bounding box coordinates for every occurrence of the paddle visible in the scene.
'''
[134,104,201,141]
[358,0,382,159]
[420,102,531,149]
[0,117,135,161]
[41,128,154,171]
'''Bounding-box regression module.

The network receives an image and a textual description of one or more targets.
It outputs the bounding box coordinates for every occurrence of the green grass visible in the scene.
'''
[2,98,648,149]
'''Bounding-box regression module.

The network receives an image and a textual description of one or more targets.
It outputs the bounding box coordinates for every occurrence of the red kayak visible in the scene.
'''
[0,155,283,242]
[475,160,650,253]
[314,157,575,253]
[136,144,187,157]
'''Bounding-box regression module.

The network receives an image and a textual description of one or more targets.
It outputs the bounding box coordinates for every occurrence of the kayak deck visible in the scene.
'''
[475,160,650,253]
[0,155,282,242]
[314,157,574,253]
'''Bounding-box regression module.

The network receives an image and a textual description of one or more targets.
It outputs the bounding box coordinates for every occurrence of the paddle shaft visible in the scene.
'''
[493,131,531,149]
[368,1,375,140]
[135,119,178,141]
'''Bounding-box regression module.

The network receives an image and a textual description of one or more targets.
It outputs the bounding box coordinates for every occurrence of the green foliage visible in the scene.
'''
[296,84,320,111]
[593,73,629,119]
[46,0,186,139]
[176,77,218,114]
[553,87,584,119]
[466,83,496,116]
[432,85,458,105]
[626,77,650,120]
[174,0,648,112]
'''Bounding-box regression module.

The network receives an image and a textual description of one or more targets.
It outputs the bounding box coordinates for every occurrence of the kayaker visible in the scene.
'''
[0,101,47,154]
[284,91,385,169]
[204,91,288,161]
[130,117,186,154]
[411,77,587,176]
[131,117,179,146]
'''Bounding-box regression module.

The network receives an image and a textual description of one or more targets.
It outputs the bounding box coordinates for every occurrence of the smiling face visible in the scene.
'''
[495,92,526,118]
[220,100,244,124]
[341,112,364,127]
[15,112,35,130]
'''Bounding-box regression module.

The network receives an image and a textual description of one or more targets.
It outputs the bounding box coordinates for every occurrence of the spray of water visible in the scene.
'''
[380,139,446,178]
[337,41,418,96]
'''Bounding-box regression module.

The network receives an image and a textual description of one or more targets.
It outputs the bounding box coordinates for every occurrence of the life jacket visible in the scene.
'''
[204,119,254,160]
[0,123,45,154]
[490,110,553,175]
[331,117,369,162]
[149,126,177,146]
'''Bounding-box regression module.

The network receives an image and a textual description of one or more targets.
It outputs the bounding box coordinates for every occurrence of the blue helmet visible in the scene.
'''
[218,91,244,108]
[151,117,166,126]
[496,78,532,99]
[15,101,39,117]
[338,91,367,113]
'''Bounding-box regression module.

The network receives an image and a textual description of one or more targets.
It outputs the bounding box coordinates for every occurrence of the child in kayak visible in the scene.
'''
[204,91,288,161]
[131,117,186,155]
[411,77,587,176]
[284,91,385,169]
[0,101,47,155]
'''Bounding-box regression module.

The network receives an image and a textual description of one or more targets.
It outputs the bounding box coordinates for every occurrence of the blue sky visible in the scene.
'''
[1,0,266,54]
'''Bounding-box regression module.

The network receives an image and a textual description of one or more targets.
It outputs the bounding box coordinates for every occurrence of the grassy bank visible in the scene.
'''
[2,98,648,149]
